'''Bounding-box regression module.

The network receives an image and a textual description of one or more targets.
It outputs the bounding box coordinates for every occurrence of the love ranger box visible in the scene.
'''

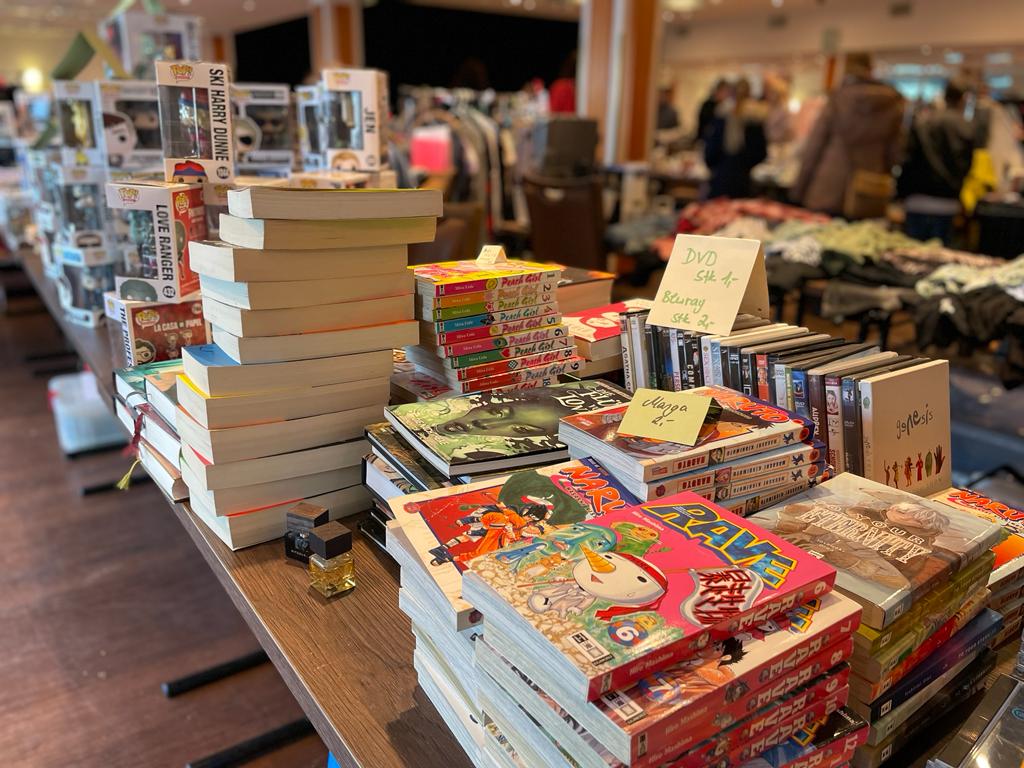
[105,179,206,302]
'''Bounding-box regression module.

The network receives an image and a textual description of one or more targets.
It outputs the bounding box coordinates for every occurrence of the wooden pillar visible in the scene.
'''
[309,0,364,71]
[578,0,661,165]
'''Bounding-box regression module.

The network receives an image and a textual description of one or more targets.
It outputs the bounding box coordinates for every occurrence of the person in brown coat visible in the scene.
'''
[792,52,905,215]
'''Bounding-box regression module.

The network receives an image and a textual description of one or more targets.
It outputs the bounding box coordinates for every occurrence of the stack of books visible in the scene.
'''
[404,253,585,395]
[382,379,630,483]
[559,385,831,516]
[631,317,953,498]
[750,473,1005,768]
[385,459,641,759]
[554,265,615,315]
[113,359,189,501]
[462,491,869,768]
[174,185,442,549]
[931,487,1024,645]
[562,299,652,379]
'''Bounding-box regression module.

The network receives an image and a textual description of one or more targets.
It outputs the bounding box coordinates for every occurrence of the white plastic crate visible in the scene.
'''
[48,371,126,455]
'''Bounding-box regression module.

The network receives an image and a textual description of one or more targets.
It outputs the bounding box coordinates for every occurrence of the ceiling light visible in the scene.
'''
[771,0,783,6]
[21,66,43,93]
[179,0,192,6]
[508,0,522,5]
[523,0,535,8]
[242,0,255,9]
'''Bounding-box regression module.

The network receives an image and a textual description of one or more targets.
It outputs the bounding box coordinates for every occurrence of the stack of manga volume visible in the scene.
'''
[406,251,585,395]
[750,474,1004,768]
[559,385,833,515]
[173,185,442,548]
[384,459,643,764]
[462,491,867,768]
[931,488,1024,643]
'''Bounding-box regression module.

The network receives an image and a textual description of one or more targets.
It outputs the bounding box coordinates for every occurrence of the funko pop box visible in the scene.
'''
[232,83,293,167]
[321,68,389,172]
[54,164,112,258]
[156,61,235,184]
[106,180,206,302]
[93,80,163,170]
[106,292,207,366]
[53,81,104,167]
[295,83,326,171]
[99,11,202,81]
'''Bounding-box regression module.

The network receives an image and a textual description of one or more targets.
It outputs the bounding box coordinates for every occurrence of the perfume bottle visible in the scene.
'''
[307,521,355,598]
[284,501,328,564]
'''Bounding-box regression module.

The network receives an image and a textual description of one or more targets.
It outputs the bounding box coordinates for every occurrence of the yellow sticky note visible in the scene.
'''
[646,234,770,335]
[617,389,714,446]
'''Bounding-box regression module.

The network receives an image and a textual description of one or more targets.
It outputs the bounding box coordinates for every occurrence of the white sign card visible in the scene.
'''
[646,234,770,334]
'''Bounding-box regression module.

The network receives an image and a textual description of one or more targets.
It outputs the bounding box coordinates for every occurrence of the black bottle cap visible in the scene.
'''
[309,521,353,560]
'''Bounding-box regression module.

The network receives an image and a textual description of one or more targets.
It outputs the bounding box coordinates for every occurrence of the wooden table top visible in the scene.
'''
[20,251,471,768]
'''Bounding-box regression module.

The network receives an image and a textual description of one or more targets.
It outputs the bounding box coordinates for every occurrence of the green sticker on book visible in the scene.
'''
[617,388,714,446]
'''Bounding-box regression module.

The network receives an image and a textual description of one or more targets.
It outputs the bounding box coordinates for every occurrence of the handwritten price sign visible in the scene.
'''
[646,234,770,335]
[617,389,714,446]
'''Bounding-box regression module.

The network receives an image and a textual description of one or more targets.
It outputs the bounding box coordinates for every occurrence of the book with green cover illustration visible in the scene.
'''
[384,380,629,476]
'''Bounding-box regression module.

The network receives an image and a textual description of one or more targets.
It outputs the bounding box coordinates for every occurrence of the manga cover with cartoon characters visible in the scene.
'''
[750,473,1005,630]
[478,591,861,768]
[559,385,814,484]
[463,492,837,702]
[388,458,641,630]
[930,487,1024,586]
[413,259,562,297]
[385,379,630,475]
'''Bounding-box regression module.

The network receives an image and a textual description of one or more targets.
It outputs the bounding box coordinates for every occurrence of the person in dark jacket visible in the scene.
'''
[703,78,768,199]
[792,52,904,215]
[696,79,729,143]
[898,79,975,244]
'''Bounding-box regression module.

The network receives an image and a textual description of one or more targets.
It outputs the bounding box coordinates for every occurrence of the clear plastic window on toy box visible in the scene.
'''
[105,100,162,166]
[59,262,116,312]
[236,104,291,153]
[60,180,104,240]
[58,98,97,151]
[122,209,159,279]
[325,90,363,151]
[302,102,323,154]
[160,85,213,160]
[137,32,185,78]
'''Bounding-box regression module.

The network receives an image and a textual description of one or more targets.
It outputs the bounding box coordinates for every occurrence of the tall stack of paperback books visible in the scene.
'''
[174,185,441,548]
[404,251,585,395]
[462,491,870,768]
[559,385,832,516]
[750,474,1005,768]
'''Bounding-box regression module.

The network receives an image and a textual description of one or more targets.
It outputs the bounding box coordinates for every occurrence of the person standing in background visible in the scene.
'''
[703,78,768,198]
[763,73,794,147]
[898,79,976,245]
[549,51,577,114]
[791,52,904,216]
[657,83,681,131]
[696,79,730,143]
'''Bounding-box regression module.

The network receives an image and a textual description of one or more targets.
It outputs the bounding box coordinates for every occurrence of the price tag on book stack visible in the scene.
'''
[616,388,720,446]
[647,234,770,334]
